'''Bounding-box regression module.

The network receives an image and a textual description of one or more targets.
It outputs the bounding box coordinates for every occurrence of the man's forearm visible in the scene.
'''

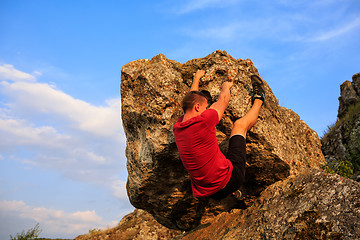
[209,81,233,120]
[190,77,200,91]
[217,85,231,106]
[190,70,205,91]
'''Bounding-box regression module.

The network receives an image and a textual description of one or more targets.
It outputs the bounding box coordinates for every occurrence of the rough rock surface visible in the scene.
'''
[322,72,360,179]
[338,73,360,118]
[354,72,360,95]
[75,209,181,240]
[175,170,360,240]
[121,50,325,230]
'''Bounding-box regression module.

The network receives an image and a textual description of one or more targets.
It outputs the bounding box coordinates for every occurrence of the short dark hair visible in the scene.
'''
[181,91,208,113]
[200,90,213,106]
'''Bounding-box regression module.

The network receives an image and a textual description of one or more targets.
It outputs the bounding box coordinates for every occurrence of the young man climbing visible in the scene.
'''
[173,69,265,200]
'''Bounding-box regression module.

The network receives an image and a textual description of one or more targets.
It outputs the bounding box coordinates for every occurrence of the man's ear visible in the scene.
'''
[194,103,200,112]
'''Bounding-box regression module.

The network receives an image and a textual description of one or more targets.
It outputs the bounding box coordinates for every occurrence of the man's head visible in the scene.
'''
[182,91,210,114]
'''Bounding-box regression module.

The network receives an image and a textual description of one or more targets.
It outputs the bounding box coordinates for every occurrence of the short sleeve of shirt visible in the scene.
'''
[201,108,219,129]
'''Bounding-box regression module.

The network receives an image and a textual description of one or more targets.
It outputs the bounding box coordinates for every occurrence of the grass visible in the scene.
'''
[322,101,360,140]
[10,224,41,240]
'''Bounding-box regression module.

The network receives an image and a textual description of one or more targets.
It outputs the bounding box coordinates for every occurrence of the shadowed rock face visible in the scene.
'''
[120,50,325,230]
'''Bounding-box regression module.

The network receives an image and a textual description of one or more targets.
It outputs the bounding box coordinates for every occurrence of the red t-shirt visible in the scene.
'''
[173,109,233,197]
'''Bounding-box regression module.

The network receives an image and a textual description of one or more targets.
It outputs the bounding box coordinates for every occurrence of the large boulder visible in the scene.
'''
[120,50,325,230]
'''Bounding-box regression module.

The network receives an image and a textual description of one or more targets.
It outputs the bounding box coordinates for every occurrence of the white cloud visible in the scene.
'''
[0,116,71,151]
[0,63,127,186]
[0,63,130,238]
[0,200,114,237]
[0,64,36,82]
[0,80,123,139]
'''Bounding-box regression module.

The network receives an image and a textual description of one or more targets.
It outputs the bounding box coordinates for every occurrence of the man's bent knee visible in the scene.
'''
[230,119,248,138]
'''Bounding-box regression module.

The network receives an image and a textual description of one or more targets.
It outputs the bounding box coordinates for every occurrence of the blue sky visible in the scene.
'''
[0,0,359,238]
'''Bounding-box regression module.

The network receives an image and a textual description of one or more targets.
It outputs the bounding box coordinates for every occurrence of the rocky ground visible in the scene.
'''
[75,209,181,240]
[174,169,360,239]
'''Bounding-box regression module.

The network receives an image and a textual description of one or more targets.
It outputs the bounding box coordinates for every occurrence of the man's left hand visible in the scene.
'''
[193,70,205,79]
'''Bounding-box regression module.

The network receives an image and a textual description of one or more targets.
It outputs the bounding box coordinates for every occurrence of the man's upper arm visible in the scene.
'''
[209,100,227,120]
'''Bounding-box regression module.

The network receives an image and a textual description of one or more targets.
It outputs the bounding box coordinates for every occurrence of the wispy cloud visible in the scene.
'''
[182,22,242,41]
[309,17,360,42]
[180,11,360,45]
[175,0,360,44]
[175,0,239,14]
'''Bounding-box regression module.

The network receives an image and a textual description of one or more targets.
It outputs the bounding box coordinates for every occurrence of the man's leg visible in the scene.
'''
[230,99,262,138]
[211,100,262,200]
[225,99,262,200]
[231,74,265,138]
[211,75,264,200]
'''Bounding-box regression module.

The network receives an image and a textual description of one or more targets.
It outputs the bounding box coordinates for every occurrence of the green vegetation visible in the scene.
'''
[322,102,360,141]
[10,223,41,240]
[322,101,360,179]
[88,227,102,235]
[320,163,335,175]
[322,159,354,178]
[9,223,71,240]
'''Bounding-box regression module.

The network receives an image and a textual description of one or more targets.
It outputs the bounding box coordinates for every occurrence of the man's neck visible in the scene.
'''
[182,111,201,122]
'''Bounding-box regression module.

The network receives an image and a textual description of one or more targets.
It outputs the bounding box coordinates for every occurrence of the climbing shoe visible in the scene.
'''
[250,74,265,104]
[233,190,242,200]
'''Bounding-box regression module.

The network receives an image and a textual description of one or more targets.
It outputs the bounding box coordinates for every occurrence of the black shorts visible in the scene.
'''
[210,135,246,200]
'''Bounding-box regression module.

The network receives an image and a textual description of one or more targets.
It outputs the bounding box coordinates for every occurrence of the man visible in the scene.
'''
[173,70,265,199]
